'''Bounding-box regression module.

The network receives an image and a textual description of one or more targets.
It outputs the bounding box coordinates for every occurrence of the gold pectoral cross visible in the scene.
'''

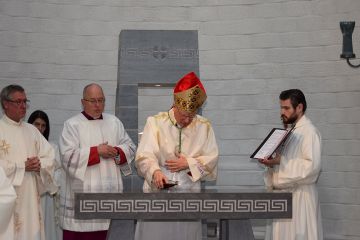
[0,140,10,155]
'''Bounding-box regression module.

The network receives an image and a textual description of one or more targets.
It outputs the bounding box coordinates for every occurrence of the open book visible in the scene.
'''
[250,128,293,160]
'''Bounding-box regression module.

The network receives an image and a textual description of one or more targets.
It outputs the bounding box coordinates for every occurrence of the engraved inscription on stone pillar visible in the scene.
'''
[115,30,199,191]
[116,30,199,143]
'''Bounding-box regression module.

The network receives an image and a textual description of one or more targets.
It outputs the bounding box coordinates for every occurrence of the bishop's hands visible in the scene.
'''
[25,156,41,172]
[97,141,118,159]
[165,154,189,173]
[152,153,190,189]
[152,170,168,189]
[258,153,281,168]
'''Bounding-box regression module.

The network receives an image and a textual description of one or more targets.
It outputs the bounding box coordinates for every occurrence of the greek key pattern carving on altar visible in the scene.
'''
[80,199,288,213]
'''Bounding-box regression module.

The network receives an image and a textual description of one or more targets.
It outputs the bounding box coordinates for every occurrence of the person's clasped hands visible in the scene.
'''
[97,141,118,159]
[25,156,41,172]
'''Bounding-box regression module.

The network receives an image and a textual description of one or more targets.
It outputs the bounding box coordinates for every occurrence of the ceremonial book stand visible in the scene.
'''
[75,190,291,240]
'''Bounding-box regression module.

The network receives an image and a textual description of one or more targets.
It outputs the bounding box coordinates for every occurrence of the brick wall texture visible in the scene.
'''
[0,0,359,239]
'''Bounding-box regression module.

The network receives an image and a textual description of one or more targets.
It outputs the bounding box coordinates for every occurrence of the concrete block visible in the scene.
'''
[30,94,82,111]
[282,1,313,17]
[216,124,277,140]
[318,187,360,204]
[309,108,360,124]
[0,46,16,62]
[322,156,360,172]
[204,94,276,111]
[318,171,346,188]
[216,170,264,186]
[318,124,360,140]
[205,109,275,126]
[308,92,360,109]
[0,31,26,47]
[1,1,31,17]
[235,49,266,65]
[200,35,252,51]
[217,6,253,20]
[55,49,117,66]
[203,79,266,95]
[201,19,266,35]
[189,7,218,21]
[323,219,352,239]
[144,7,188,22]
[218,139,263,155]
[56,4,93,20]
[217,155,262,171]
[322,204,360,220]
[86,6,147,22]
[323,140,360,156]
[201,50,236,65]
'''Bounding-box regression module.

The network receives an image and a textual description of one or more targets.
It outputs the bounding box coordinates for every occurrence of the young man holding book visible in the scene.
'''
[259,89,323,240]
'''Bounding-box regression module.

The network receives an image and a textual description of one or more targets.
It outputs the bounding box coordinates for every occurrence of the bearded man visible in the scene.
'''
[259,89,323,240]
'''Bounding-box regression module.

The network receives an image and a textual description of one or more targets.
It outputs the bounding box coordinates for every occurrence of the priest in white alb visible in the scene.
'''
[59,83,136,240]
[259,89,323,240]
[135,72,219,240]
[0,84,57,240]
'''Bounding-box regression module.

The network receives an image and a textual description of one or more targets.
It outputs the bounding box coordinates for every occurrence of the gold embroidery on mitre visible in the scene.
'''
[174,85,207,113]
[0,140,10,155]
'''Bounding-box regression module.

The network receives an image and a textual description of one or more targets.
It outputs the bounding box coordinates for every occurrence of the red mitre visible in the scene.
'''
[173,72,207,114]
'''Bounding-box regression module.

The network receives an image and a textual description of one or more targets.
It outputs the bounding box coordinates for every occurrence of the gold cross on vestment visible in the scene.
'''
[0,140,10,155]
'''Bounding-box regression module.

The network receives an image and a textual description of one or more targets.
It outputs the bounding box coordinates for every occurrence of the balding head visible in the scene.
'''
[83,83,104,99]
[81,83,105,119]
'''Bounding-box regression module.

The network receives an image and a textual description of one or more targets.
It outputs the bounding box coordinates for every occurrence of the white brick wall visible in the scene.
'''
[0,0,360,239]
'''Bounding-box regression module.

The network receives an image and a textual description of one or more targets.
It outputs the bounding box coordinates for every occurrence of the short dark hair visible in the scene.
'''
[28,110,50,140]
[0,85,25,110]
[279,89,307,113]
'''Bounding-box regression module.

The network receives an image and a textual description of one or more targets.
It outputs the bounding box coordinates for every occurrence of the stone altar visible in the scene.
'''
[75,190,292,240]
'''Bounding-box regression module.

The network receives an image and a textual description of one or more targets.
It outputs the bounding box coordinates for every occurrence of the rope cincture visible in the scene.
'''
[168,110,182,154]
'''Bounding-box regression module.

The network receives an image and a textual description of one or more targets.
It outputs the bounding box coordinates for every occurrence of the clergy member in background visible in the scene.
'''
[135,72,219,240]
[28,110,63,240]
[59,83,136,240]
[0,84,57,240]
[259,89,323,240]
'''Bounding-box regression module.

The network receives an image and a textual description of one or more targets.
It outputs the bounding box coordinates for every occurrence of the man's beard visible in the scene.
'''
[281,113,298,125]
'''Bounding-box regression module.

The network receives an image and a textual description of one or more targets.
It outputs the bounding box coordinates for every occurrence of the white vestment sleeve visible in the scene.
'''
[37,132,58,195]
[0,160,25,187]
[0,140,24,186]
[135,117,162,186]
[59,120,89,182]
[0,167,16,233]
[115,120,136,164]
[274,127,321,187]
[186,123,219,182]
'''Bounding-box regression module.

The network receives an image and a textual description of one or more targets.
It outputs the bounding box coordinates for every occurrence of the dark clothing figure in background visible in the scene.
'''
[28,110,63,240]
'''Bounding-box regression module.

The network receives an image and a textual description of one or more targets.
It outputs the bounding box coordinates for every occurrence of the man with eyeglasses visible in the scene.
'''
[135,72,219,240]
[59,83,136,240]
[0,84,57,240]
